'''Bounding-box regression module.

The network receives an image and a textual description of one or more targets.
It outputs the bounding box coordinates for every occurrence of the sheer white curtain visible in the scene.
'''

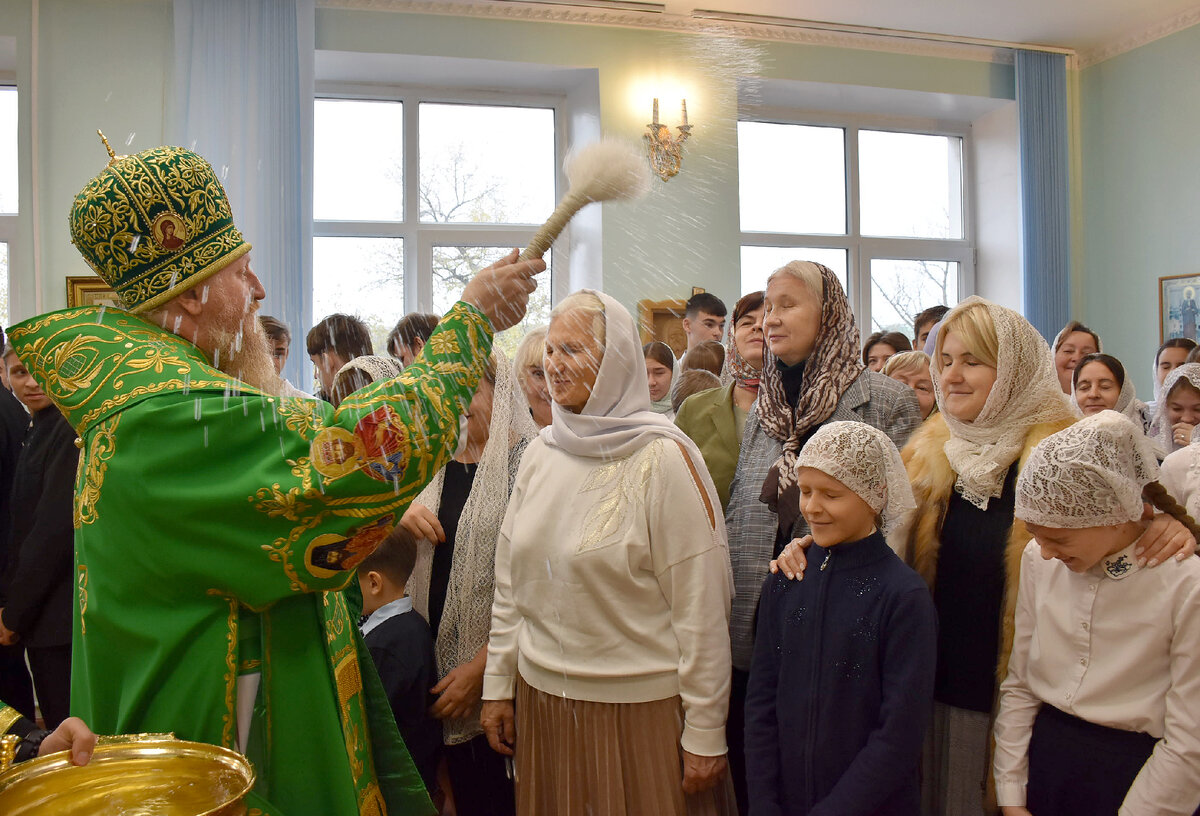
[172,0,315,389]
[1016,49,1071,341]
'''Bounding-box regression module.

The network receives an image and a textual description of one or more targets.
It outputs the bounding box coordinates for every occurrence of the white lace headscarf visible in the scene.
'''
[932,296,1075,510]
[409,349,538,745]
[1016,410,1157,529]
[796,421,916,536]
[1151,363,1200,455]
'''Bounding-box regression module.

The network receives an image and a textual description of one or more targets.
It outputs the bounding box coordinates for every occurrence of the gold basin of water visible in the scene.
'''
[0,734,255,816]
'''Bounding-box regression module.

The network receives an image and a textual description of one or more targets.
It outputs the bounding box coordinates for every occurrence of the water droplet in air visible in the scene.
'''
[125,132,136,146]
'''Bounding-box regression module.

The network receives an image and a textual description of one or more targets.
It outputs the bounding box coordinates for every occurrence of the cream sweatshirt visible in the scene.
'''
[483,436,733,757]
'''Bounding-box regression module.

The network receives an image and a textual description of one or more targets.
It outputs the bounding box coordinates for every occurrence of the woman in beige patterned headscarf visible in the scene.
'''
[721,260,922,811]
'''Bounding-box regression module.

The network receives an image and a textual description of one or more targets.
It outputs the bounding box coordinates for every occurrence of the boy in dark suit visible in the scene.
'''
[357,526,441,795]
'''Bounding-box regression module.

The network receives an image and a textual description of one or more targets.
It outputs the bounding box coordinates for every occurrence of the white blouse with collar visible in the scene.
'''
[993,538,1200,814]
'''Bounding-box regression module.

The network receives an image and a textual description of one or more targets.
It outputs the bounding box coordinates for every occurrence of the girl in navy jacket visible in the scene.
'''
[745,421,937,815]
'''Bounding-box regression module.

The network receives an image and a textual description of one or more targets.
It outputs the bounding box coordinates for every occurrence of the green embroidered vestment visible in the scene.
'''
[9,302,495,816]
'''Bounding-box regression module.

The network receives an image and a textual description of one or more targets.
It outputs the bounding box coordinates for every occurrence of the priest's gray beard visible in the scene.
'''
[210,303,285,397]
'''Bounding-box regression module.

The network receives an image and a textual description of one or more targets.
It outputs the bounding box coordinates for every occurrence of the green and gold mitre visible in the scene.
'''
[69,136,251,313]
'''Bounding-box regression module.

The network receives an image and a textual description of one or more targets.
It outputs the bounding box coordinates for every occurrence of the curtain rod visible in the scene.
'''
[691,9,1076,56]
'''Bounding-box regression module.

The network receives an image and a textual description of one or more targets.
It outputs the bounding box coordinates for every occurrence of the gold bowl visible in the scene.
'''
[0,734,255,816]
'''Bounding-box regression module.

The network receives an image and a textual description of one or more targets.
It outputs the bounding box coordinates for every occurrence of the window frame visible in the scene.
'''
[313,83,567,320]
[0,81,18,326]
[738,105,976,336]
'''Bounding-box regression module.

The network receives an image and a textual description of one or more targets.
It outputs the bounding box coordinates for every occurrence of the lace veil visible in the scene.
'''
[1015,410,1157,529]
[796,421,916,535]
[932,296,1074,509]
[408,349,537,744]
[1150,363,1200,454]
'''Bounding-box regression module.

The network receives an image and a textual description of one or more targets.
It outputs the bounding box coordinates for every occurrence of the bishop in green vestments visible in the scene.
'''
[8,144,543,816]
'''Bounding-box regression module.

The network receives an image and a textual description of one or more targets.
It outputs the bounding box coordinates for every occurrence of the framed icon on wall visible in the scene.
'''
[1159,273,1200,342]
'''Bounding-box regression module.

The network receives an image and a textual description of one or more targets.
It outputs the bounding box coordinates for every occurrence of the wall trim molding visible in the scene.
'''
[317,0,1015,64]
[1078,6,1200,67]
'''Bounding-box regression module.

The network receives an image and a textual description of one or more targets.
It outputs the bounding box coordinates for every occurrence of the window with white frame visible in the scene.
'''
[313,93,559,360]
[737,116,972,338]
[0,84,17,327]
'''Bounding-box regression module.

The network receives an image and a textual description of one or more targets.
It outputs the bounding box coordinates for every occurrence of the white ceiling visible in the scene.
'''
[666,0,1198,52]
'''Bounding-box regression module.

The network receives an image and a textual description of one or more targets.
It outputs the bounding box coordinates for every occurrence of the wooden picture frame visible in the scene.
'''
[637,298,688,358]
[1159,273,1200,342]
[66,276,121,309]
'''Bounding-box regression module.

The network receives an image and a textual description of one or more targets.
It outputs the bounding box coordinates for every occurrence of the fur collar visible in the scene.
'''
[896,411,1074,687]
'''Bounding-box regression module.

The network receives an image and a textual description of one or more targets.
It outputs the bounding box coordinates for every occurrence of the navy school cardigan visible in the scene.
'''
[744,530,938,816]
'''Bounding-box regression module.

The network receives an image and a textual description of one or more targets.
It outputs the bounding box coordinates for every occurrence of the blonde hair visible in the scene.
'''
[550,291,606,346]
[766,260,824,303]
[935,300,999,368]
[882,350,931,378]
[513,326,547,387]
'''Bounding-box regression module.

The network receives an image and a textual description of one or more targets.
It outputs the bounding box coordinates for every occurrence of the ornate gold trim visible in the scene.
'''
[0,706,23,736]
[75,414,120,528]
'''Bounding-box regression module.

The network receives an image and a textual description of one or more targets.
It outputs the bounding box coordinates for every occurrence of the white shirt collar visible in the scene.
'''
[1094,540,1141,581]
[361,596,413,636]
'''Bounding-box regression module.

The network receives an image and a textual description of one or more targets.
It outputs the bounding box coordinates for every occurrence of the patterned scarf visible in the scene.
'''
[757,263,864,534]
[724,329,761,393]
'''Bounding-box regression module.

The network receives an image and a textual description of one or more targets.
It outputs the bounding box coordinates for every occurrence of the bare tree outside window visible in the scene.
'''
[314,98,556,364]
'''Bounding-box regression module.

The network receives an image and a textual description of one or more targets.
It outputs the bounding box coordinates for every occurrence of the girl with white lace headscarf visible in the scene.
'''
[1150,362,1200,455]
[404,349,536,815]
[480,290,736,816]
[996,411,1200,816]
[745,421,936,814]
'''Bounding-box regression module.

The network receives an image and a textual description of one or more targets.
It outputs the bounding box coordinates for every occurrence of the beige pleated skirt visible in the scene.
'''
[514,676,737,816]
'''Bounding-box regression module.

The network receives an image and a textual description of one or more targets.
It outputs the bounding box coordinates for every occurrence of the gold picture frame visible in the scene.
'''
[66,276,121,309]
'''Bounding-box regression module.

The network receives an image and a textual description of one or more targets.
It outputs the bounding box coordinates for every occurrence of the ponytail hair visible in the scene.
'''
[1143,481,1200,542]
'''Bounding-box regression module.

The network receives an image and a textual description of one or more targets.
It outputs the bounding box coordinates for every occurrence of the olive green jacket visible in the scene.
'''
[675,383,743,512]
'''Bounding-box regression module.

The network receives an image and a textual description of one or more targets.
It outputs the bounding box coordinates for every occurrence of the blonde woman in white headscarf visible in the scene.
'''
[778,297,1196,815]
[995,411,1200,816]
[480,290,735,816]
[402,350,536,816]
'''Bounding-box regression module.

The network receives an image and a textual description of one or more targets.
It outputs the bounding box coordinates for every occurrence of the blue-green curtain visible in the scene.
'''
[1016,49,1071,340]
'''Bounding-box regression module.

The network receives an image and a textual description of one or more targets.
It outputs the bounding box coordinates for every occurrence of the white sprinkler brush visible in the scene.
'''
[520,139,651,261]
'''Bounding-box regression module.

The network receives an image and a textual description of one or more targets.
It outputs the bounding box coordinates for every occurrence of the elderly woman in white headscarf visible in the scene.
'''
[480,290,735,816]
[401,350,536,815]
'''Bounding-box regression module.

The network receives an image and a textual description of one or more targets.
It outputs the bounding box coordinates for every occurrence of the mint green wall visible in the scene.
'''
[2,0,170,319]
[6,1,1013,325]
[1080,23,1200,397]
[317,8,1012,318]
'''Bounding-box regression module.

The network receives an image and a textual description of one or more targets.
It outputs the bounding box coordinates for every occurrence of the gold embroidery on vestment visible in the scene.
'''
[206,591,239,749]
[75,413,120,528]
[0,706,22,735]
[77,566,89,635]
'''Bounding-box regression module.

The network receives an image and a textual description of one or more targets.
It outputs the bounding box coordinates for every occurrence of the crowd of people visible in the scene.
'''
[0,141,1197,816]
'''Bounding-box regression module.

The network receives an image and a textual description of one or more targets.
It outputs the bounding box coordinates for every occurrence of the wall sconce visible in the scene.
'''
[645,98,691,182]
